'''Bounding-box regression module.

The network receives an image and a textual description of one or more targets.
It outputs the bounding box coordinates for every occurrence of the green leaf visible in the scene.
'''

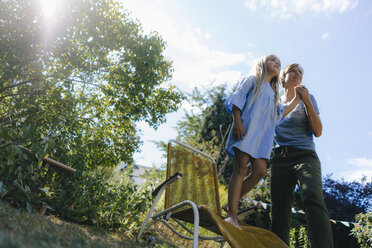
[23,126,32,138]
[39,188,50,197]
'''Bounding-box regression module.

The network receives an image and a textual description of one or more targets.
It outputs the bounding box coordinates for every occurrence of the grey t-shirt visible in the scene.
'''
[274,94,320,151]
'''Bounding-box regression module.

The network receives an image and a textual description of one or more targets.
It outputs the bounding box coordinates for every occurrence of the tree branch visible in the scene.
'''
[0,93,21,100]
[0,79,36,94]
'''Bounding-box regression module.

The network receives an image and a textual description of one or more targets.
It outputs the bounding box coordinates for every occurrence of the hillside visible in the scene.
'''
[0,203,220,248]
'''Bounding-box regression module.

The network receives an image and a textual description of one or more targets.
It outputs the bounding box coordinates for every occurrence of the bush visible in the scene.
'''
[50,165,157,233]
[289,226,309,248]
[0,140,162,235]
[351,212,372,248]
[0,141,48,212]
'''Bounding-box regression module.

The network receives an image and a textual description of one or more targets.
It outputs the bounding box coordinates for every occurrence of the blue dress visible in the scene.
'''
[224,76,284,159]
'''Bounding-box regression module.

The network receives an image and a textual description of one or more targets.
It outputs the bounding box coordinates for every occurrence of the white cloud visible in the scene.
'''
[340,169,372,182]
[347,158,372,167]
[322,32,331,39]
[169,42,245,91]
[244,0,257,11]
[122,0,249,167]
[244,0,358,19]
[122,0,246,92]
[341,158,372,182]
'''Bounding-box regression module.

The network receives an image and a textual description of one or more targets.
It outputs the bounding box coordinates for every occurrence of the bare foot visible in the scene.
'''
[224,216,242,230]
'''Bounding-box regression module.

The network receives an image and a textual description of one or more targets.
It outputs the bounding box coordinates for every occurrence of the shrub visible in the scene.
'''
[0,141,48,212]
[0,140,162,235]
[351,212,372,248]
[289,226,309,248]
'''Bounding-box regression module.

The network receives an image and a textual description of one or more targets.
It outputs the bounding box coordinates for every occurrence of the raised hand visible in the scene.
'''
[295,85,310,102]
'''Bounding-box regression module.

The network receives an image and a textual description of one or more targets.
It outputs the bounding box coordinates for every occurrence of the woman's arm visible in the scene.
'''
[296,85,322,137]
[232,105,245,140]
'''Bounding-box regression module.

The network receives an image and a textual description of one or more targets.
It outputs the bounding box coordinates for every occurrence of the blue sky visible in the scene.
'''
[122,0,372,182]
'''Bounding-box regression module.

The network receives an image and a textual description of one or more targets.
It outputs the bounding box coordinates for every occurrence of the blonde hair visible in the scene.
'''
[247,54,280,120]
[279,63,304,87]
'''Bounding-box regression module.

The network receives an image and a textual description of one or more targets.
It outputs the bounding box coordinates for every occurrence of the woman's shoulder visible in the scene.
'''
[309,94,320,113]
[309,94,318,103]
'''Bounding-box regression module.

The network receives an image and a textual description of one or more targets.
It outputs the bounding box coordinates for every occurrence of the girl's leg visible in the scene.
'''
[239,158,267,198]
[225,148,250,229]
[222,162,252,212]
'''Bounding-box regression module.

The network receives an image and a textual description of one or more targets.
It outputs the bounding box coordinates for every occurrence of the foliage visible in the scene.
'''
[0,143,158,233]
[176,86,232,144]
[50,165,158,231]
[174,85,234,183]
[0,142,48,211]
[323,174,372,222]
[246,172,271,204]
[289,226,309,248]
[351,212,372,248]
[1,0,183,169]
[0,0,183,232]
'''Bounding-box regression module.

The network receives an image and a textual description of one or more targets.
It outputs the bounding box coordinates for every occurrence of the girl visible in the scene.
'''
[223,54,300,229]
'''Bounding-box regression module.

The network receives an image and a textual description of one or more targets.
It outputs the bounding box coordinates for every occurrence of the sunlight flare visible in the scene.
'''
[38,0,60,18]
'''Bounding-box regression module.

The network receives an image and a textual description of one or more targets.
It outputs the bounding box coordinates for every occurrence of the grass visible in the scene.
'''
[0,202,140,248]
[0,202,222,248]
[0,202,173,248]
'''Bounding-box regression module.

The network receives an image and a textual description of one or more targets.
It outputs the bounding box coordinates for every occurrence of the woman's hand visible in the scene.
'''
[296,85,311,103]
[295,85,323,137]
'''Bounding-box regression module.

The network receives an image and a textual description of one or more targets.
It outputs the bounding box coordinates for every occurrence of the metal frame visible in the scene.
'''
[137,139,226,248]
[168,139,216,163]
[137,173,182,241]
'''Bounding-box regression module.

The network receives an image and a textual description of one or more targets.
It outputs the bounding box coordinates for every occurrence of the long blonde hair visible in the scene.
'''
[247,54,280,120]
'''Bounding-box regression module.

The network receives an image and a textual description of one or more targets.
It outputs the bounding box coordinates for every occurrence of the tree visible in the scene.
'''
[0,0,183,228]
[175,85,233,183]
[0,0,183,168]
[323,175,372,222]
[351,212,372,248]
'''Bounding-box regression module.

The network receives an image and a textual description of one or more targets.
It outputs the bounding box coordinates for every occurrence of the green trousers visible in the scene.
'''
[270,147,334,248]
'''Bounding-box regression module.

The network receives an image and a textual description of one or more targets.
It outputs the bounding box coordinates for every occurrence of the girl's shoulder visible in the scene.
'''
[245,75,256,82]
[239,75,256,86]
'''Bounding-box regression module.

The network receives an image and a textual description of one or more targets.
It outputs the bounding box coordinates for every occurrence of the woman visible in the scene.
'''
[270,63,334,247]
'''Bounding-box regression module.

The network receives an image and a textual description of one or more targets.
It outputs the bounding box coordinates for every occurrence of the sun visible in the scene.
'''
[39,0,59,18]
